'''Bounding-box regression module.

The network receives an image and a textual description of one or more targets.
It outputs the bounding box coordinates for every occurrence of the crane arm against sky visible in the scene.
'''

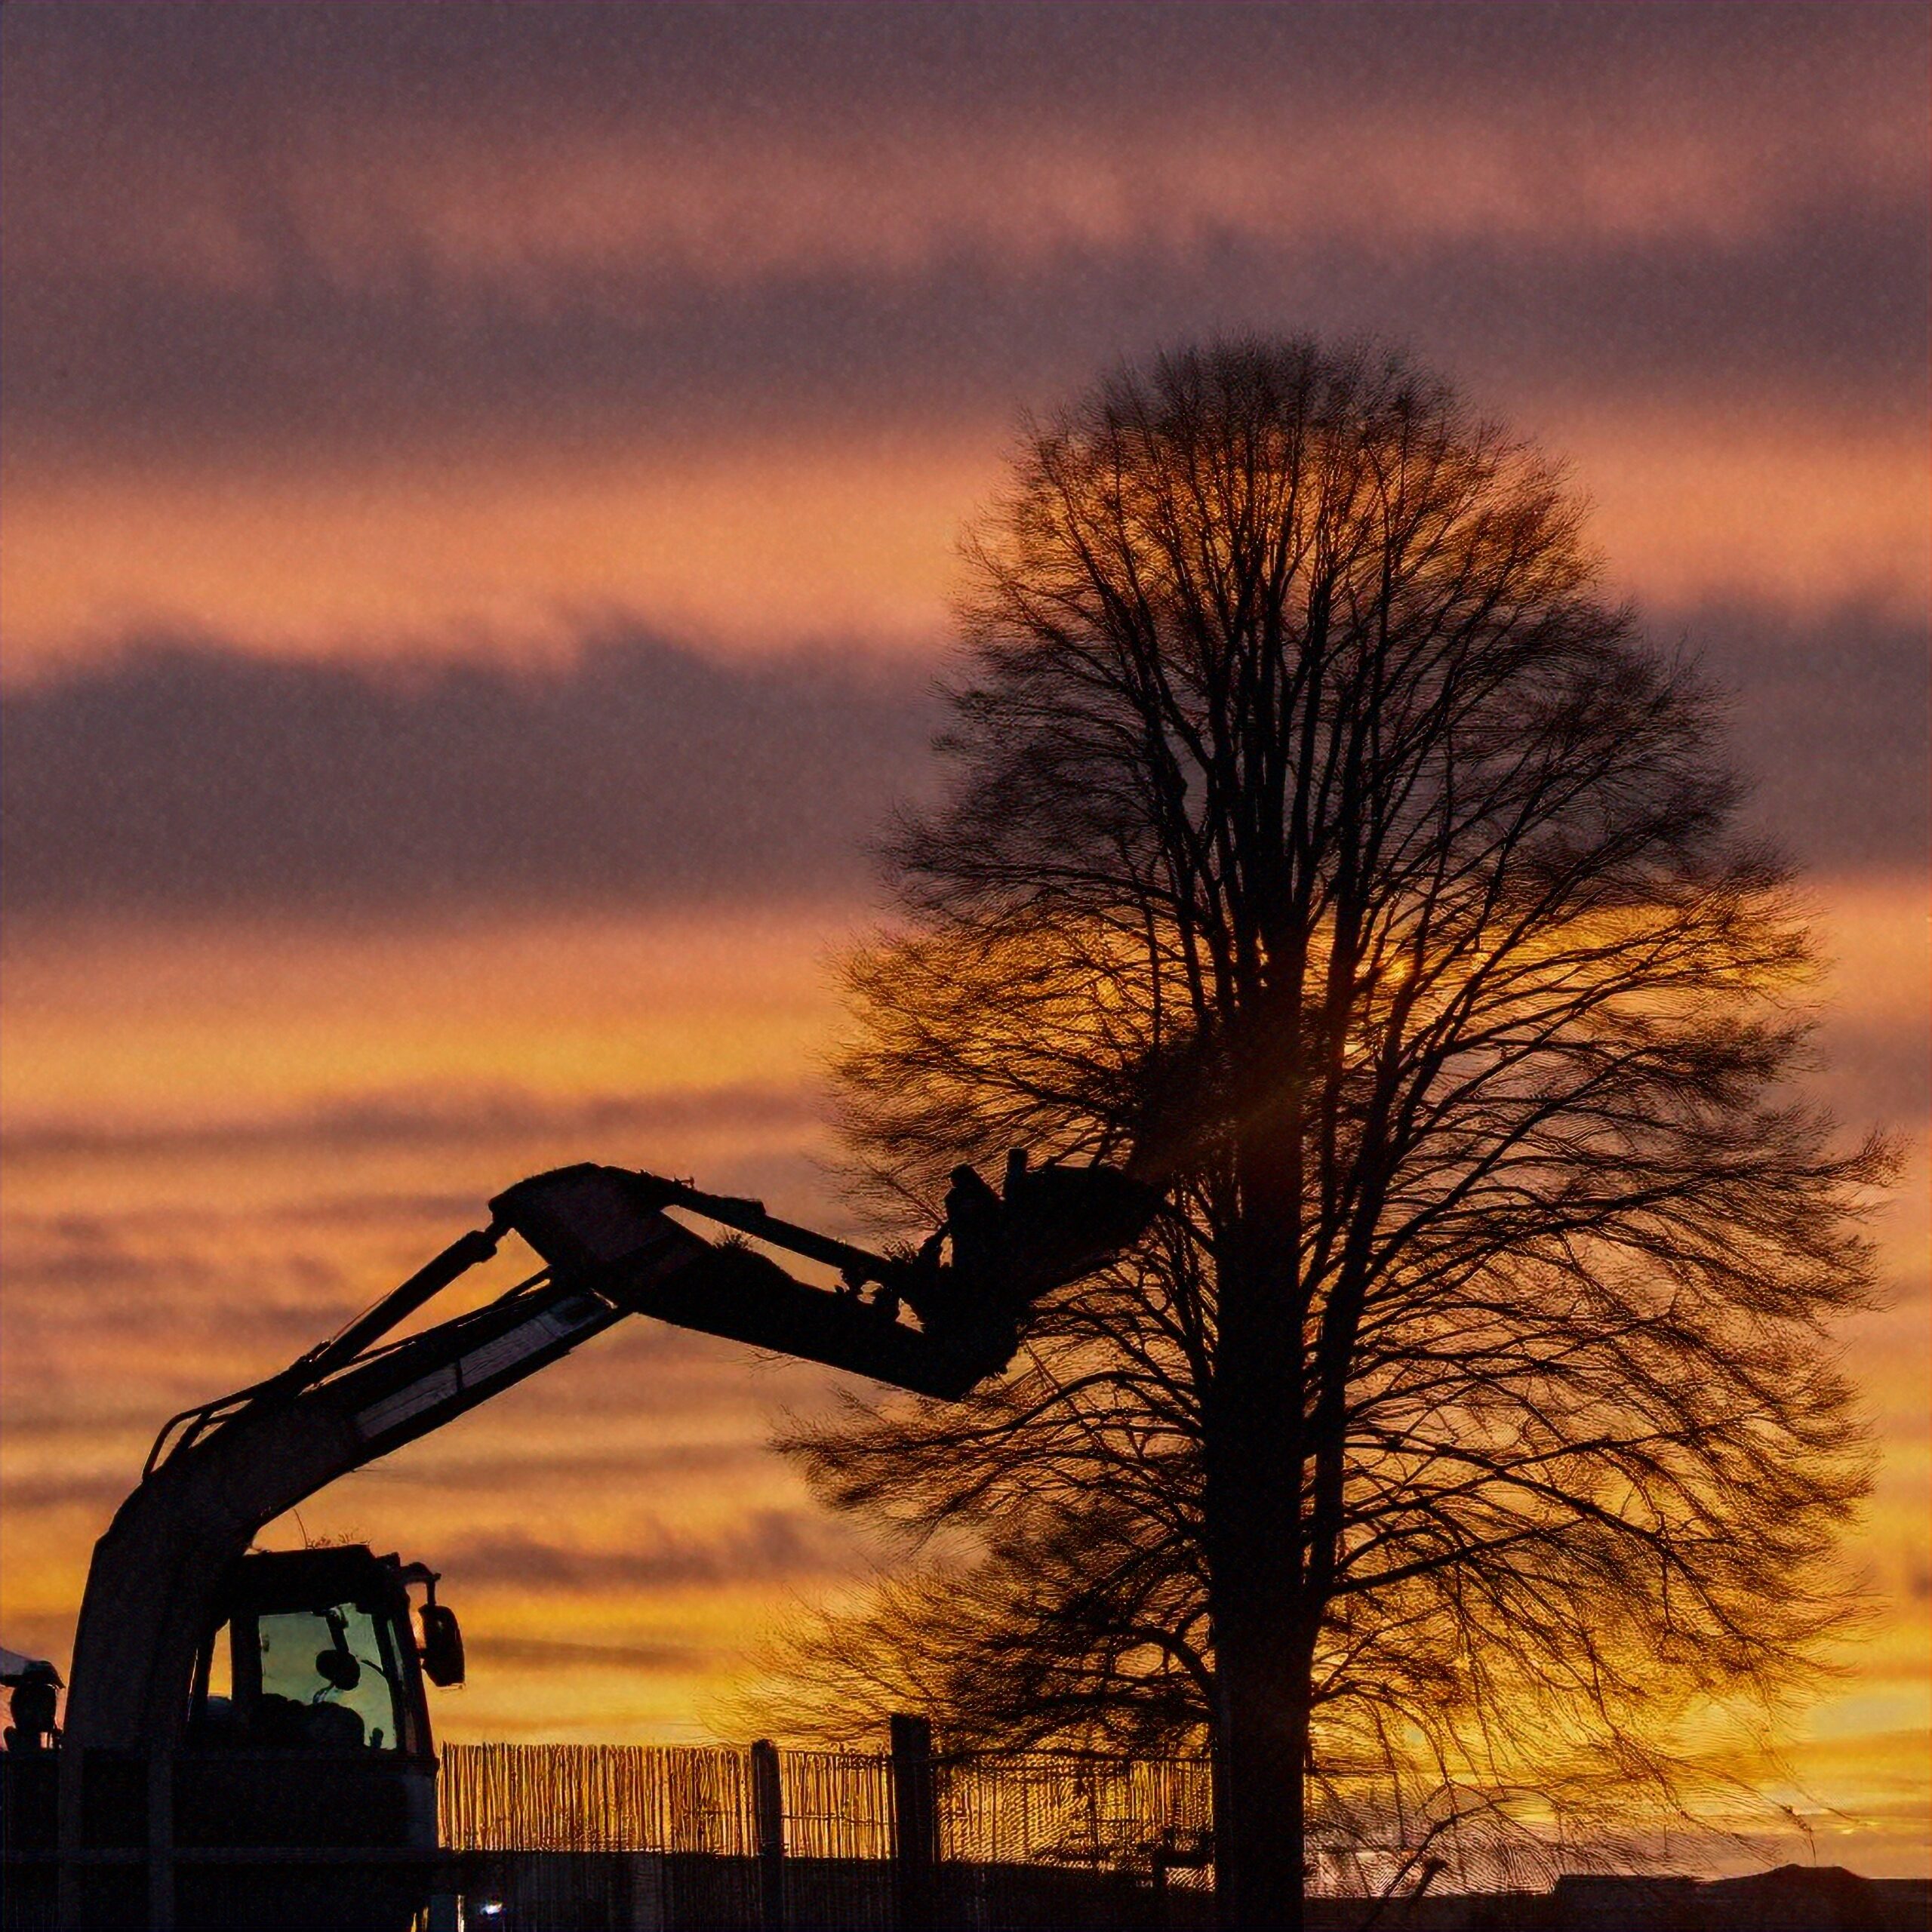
[60,1152,1156,1753]
[0,0,1924,1888]
[12,1154,1151,1926]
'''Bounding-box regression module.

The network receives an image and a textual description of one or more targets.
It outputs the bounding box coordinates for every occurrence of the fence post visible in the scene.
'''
[888,1714,936,1932]
[750,1738,786,1932]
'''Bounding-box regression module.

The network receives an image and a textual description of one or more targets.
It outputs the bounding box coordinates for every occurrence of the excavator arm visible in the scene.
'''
[63,1159,1159,1755]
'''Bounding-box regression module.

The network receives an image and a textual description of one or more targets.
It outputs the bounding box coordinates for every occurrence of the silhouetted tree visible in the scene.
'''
[765,340,1885,1927]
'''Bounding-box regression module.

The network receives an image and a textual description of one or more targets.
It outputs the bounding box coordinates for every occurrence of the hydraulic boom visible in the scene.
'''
[8,1151,1151,1924]
[35,1153,1158,1927]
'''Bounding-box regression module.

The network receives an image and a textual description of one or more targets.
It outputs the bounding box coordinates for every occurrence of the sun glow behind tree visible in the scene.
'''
[768,340,1894,1926]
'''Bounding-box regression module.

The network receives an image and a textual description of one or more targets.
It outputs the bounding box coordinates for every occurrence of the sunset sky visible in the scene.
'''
[2,1,1925,1878]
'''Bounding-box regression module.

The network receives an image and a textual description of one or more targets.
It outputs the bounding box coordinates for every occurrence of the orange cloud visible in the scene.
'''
[0,442,974,677]
[1558,412,1930,623]
[0,906,850,1119]
[4,411,1923,679]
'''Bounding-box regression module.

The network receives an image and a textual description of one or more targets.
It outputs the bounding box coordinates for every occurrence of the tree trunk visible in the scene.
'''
[1213,1611,1311,1930]
[1206,1241,1312,1922]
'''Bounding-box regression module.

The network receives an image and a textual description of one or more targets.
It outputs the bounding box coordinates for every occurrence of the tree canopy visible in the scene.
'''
[757,340,1887,1923]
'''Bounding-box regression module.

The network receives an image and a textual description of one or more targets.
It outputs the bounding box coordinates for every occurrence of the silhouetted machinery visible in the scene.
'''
[0,1157,1158,1930]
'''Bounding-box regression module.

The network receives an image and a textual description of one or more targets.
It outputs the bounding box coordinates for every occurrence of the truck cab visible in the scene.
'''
[188,1546,441,1760]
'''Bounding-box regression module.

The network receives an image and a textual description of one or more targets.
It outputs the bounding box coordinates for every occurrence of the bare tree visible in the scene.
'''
[766,340,1886,1927]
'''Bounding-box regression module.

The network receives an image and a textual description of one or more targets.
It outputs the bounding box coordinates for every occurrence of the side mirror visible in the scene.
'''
[420,1602,466,1687]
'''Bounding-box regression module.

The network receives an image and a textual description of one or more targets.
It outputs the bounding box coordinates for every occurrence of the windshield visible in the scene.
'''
[258,1604,401,1749]
[195,1598,407,1751]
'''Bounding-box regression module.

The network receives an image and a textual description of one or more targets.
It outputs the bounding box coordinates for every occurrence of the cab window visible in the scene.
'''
[192,1599,406,1751]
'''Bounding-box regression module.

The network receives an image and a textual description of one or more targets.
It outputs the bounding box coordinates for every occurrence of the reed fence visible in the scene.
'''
[440,1739,1214,1879]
